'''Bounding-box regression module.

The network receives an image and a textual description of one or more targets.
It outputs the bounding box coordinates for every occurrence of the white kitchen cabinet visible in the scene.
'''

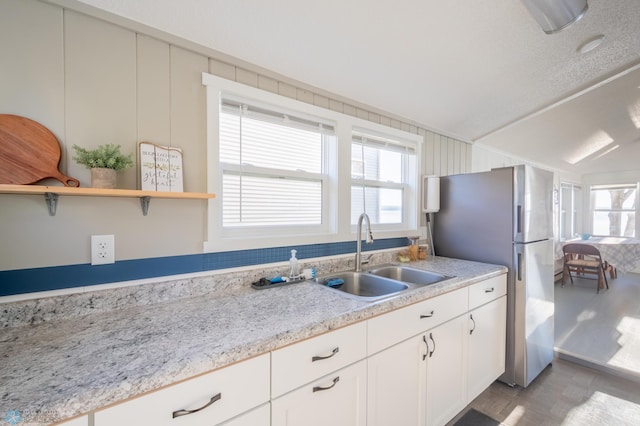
[272,359,367,426]
[367,286,469,426]
[94,353,270,426]
[425,315,468,426]
[368,315,468,426]
[467,295,507,402]
[367,273,507,426]
[367,334,427,426]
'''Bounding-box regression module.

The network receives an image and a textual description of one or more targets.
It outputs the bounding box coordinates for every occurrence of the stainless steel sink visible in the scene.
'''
[366,265,453,286]
[315,271,408,301]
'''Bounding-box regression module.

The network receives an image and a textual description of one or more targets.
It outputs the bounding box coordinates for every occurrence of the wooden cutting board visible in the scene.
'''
[0,114,79,186]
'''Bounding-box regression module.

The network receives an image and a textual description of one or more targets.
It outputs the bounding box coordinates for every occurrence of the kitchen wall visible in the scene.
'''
[0,0,471,294]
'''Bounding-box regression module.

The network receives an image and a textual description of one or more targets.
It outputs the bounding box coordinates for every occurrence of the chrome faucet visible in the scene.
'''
[355,212,374,272]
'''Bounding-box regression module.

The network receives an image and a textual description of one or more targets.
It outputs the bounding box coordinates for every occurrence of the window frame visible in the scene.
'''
[218,96,334,235]
[590,183,637,238]
[203,72,422,252]
[559,182,582,241]
[350,129,418,231]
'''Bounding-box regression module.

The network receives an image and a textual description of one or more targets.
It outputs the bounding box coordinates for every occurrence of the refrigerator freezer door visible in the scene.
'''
[513,165,554,243]
[434,168,513,266]
[513,239,554,387]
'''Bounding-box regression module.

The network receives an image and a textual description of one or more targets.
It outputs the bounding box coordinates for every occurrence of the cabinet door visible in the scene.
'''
[367,334,427,426]
[468,295,507,402]
[425,315,468,426]
[271,360,367,426]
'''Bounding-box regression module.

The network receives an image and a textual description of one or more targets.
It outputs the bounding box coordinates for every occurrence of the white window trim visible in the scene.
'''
[589,183,638,237]
[351,127,418,231]
[559,182,582,241]
[202,72,422,252]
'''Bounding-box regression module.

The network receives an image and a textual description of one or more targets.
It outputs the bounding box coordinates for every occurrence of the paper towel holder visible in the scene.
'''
[422,175,440,213]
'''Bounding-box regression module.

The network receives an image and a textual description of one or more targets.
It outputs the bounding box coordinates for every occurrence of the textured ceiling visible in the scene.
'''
[75,0,640,176]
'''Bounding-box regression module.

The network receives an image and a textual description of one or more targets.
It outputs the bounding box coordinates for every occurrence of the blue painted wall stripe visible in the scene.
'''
[0,238,407,297]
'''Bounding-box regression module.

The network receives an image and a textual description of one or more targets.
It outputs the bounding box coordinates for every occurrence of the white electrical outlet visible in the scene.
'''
[91,234,115,265]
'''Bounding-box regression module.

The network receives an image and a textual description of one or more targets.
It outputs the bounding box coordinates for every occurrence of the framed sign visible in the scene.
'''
[139,142,184,192]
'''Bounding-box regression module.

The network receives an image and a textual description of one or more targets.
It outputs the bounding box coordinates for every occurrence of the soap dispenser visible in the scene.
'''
[289,249,299,278]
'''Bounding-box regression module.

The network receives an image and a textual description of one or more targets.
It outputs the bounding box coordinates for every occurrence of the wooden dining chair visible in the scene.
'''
[562,243,609,293]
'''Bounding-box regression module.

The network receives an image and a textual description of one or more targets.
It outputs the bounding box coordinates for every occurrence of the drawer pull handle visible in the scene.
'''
[420,310,435,319]
[313,376,340,392]
[484,287,495,293]
[312,347,339,362]
[172,392,222,418]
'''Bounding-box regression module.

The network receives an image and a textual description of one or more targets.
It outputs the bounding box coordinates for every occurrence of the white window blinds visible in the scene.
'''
[220,99,334,227]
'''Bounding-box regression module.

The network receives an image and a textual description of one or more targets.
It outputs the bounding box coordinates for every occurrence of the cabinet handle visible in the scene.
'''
[312,347,339,362]
[428,333,436,358]
[172,392,222,418]
[484,287,495,293]
[420,310,435,319]
[422,335,428,361]
[313,376,340,392]
[469,314,476,335]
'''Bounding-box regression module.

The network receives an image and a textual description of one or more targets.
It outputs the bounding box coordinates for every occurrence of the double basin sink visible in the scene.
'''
[315,265,454,302]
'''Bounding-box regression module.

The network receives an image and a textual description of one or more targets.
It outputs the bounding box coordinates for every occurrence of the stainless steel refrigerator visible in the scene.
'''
[433,165,554,387]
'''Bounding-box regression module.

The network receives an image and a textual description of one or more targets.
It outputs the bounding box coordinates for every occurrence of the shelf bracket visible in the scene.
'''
[44,192,59,216]
[140,196,151,216]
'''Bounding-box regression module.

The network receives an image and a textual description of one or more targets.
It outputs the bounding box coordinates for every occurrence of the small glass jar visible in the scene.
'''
[408,236,419,261]
[418,245,428,260]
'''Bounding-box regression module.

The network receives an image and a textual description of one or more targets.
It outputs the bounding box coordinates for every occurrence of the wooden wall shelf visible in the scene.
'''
[0,184,215,216]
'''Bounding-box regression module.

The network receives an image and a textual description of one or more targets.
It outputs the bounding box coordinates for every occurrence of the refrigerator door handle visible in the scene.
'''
[516,205,522,234]
[517,252,523,281]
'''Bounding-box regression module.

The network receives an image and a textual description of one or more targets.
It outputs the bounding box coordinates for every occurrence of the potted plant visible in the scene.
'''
[72,144,133,189]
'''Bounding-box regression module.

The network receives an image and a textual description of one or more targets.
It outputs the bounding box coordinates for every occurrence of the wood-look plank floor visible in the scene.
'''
[554,272,640,379]
[457,357,640,425]
[449,272,640,425]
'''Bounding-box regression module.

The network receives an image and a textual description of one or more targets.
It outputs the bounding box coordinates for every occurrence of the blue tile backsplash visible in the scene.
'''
[0,238,407,297]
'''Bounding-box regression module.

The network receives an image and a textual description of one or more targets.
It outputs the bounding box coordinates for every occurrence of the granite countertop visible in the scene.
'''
[0,255,506,424]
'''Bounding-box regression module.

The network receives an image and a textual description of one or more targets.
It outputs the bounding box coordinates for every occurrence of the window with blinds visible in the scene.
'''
[351,133,417,225]
[219,99,335,227]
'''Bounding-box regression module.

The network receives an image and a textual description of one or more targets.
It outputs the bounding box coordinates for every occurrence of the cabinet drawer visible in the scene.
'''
[367,287,468,355]
[469,274,507,310]
[94,353,270,426]
[271,321,367,398]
